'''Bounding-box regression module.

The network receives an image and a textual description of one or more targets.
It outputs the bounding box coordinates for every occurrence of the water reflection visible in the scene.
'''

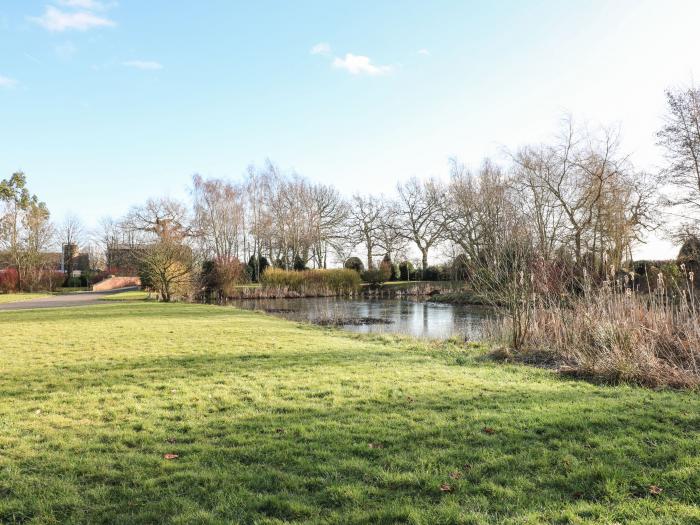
[231,297,494,340]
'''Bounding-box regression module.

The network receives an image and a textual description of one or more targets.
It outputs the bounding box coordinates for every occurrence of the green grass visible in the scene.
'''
[100,290,151,301]
[0,292,50,304]
[55,287,91,294]
[1,303,698,524]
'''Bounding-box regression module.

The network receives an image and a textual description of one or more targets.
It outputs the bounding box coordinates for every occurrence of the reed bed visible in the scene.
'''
[259,268,361,297]
[487,268,700,389]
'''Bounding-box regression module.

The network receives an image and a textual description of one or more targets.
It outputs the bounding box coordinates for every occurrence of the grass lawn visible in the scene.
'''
[1,303,698,524]
[0,292,51,304]
[100,290,152,301]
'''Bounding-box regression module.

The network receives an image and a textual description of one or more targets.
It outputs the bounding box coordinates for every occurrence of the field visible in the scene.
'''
[0,303,698,524]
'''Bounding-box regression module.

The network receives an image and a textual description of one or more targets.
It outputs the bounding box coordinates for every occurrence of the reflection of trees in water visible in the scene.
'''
[231,298,491,340]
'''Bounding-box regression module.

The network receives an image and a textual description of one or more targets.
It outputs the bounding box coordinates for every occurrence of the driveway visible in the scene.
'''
[0,287,141,311]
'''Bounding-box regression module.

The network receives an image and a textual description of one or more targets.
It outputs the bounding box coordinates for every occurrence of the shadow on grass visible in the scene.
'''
[3,348,699,523]
[2,303,700,523]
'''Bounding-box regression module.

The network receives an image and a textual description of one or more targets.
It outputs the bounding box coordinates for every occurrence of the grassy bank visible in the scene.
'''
[1,303,698,523]
[0,292,50,304]
[100,290,152,301]
[429,290,490,305]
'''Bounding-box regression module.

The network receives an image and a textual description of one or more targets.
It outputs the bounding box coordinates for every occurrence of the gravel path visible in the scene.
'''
[0,287,140,311]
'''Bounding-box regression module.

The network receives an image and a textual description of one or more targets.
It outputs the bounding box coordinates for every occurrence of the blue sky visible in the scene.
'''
[1,0,699,257]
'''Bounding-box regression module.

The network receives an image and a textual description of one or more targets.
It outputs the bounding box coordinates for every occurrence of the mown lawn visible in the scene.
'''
[100,290,152,302]
[0,293,50,304]
[0,303,698,524]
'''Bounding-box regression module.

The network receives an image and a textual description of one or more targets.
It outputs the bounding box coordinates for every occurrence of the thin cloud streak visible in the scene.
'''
[123,60,164,70]
[0,76,18,88]
[29,6,115,32]
[310,42,331,56]
[57,0,106,9]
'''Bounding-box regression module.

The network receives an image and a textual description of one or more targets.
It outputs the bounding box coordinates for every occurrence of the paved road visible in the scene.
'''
[0,287,141,311]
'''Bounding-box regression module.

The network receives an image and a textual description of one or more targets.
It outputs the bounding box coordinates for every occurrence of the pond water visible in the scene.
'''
[231,297,495,340]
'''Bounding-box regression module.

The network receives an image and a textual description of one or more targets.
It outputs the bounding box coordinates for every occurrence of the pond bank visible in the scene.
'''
[212,281,471,301]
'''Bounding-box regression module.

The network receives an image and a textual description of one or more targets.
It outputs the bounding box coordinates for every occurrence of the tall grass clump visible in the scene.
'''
[260,268,361,297]
[486,264,700,389]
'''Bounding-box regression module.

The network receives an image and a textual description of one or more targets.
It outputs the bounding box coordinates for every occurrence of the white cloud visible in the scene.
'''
[310,42,331,56]
[30,6,115,32]
[332,53,392,76]
[0,76,17,88]
[417,48,430,56]
[123,60,163,70]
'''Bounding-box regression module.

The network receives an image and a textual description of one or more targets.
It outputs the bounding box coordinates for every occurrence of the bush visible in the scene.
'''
[261,268,361,296]
[399,261,414,281]
[0,268,19,293]
[344,257,365,273]
[380,254,397,281]
[293,256,307,271]
[423,265,442,281]
[203,259,249,301]
[24,270,63,292]
[361,268,388,287]
[137,241,196,302]
[246,255,269,282]
[450,254,470,281]
[64,275,84,288]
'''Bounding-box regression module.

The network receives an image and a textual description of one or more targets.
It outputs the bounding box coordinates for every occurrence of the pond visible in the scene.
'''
[231,297,495,340]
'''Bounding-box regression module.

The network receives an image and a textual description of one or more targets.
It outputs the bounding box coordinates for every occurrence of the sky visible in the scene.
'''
[1,0,700,259]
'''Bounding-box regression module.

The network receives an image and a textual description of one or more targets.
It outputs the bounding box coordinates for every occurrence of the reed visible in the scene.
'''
[260,268,361,297]
[487,266,700,388]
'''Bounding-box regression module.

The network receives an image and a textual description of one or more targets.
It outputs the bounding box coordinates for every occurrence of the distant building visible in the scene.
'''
[0,245,90,274]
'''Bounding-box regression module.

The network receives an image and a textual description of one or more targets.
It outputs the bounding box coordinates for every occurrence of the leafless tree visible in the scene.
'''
[348,194,384,269]
[58,213,84,275]
[395,177,449,270]
[191,174,245,262]
[124,197,191,241]
[308,183,349,268]
[137,239,197,302]
[657,84,700,226]
[506,119,658,273]
[445,159,517,264]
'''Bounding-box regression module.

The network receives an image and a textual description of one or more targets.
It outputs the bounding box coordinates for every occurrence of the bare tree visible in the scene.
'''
[58,213,84,276]
[137,239,197,302]
[348,194,384,269]
[191,174,245,262]
[376,212,407,262]
[308,183,349,268]
[124,197,191,241]
[657,84,700,223]
[511,151,566,260]
[445,159,517,264]
[395,177,449,270]
[509,119,657,272]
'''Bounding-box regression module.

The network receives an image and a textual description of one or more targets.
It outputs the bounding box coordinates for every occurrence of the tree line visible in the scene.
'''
[1,83,699,300]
